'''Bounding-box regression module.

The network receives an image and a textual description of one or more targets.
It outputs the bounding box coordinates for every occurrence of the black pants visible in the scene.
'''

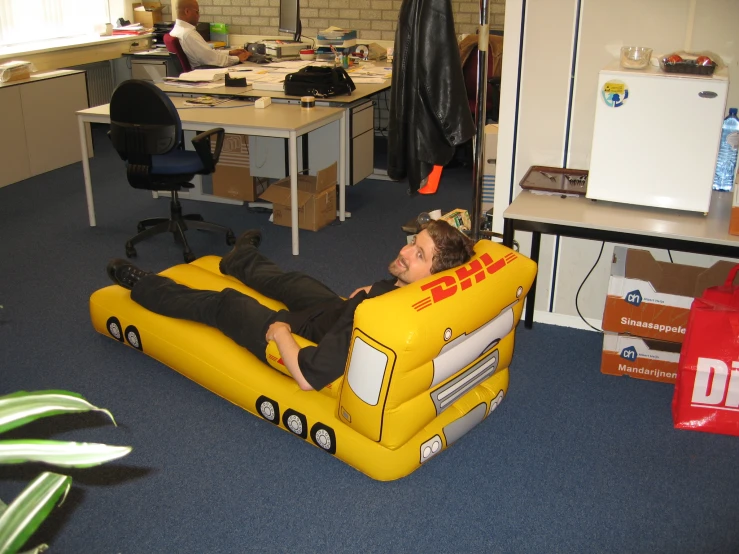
[131,245,340,362]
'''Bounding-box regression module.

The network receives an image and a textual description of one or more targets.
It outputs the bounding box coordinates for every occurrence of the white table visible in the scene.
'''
[502,190,739,328]
[77,98,346,255]
[157,67,393,184]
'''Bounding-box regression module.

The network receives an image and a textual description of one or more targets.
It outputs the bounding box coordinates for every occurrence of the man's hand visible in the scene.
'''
[266,321,291,342]
[265,322,313,391]
[229,49,251,63]
[349,285,372,298]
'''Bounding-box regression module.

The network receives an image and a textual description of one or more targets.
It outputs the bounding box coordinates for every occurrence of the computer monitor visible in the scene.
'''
[278,0,301,42]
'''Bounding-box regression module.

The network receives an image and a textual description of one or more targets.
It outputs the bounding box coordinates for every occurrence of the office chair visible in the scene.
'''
[108,80,235,263]
[449,33,503,168]
[163,33,192,73]
[461,32,503,124]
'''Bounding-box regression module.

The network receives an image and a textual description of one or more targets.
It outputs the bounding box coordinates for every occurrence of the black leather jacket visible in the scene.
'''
[387,0,475,193]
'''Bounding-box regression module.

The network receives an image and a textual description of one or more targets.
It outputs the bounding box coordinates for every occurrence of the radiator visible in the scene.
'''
[70,62,114,107]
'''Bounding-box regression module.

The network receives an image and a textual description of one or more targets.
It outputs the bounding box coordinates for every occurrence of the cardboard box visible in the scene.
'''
[600,332,681,384]
[483,124,498,213]
[211,134,256,201]
[259,163,337,231]
[601,246,734,343]
[132,2,164,28]
[440,208,471,232]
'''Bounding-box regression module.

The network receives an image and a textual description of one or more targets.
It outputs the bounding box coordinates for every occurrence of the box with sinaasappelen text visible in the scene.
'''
[600,332,680,384]
[601,246,735,343]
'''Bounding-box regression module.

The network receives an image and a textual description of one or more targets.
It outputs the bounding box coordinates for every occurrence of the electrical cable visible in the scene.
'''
[575,241,605,333]
[668,250,674,263]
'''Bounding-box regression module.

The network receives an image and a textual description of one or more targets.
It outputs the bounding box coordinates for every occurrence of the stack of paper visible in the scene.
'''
[316,26,357,48]
[113,23,147,35]
[166,68,228,83]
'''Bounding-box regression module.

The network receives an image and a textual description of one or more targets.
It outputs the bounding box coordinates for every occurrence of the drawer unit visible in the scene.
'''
[351,101,374,184]
[131,59,167,82]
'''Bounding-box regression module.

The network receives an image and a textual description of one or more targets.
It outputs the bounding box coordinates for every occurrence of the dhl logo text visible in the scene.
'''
[412,252,517,311]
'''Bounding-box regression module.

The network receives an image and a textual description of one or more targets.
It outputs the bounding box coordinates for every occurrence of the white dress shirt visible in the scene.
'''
[170,19,239,68]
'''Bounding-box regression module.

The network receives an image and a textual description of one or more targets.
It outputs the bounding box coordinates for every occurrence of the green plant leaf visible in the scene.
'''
[0,472,70,554]
[0,391,116,435]
[0,440,131,468]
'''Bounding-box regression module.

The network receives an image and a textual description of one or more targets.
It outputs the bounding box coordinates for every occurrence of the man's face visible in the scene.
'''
[184,1,200,25]
[389,230,436,285]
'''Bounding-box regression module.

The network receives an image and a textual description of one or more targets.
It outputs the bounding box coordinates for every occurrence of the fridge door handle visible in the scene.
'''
[698,91,719,98]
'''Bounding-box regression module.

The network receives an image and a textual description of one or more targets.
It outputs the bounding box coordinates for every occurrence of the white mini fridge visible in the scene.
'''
[587,60,728,213]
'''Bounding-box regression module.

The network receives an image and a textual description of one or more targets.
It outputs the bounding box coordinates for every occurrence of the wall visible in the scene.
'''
[497,0,739,330]
[114,0,504,39]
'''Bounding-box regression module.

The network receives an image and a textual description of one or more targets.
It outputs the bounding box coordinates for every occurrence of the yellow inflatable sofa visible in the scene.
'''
[90,239,537,481]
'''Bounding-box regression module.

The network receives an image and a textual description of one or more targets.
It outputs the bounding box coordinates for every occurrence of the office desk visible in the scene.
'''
[158,69,391,185]
[77,98,346,256]
[502,190,739,328]
[0,34,153,72]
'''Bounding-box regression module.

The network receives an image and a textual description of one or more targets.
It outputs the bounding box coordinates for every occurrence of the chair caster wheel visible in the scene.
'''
[184,251,196,263]
[125,243,137,258]
[226,230,236,246]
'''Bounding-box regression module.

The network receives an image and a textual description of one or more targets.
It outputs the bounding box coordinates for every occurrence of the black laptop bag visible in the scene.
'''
[283,66,356,98]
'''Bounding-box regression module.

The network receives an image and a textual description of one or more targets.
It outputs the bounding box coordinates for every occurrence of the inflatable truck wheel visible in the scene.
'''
[310,423,336,454]
[106,317,124,342]
[490,390,505,413]
[124,325,143,351]
[282,409,308,439]
[256,395,280,425]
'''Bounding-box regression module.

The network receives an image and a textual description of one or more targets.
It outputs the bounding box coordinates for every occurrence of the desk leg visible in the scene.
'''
[339,110,346,221]
[524,231,541,329]
[289,130,299,256]
[78,116,96,227]
[503,218,513,248]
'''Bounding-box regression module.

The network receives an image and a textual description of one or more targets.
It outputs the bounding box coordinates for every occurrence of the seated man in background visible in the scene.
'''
[106,221,475,392]
[171,0,251,68]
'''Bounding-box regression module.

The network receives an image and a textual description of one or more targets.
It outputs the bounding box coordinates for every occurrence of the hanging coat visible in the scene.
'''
[387,0,475,194]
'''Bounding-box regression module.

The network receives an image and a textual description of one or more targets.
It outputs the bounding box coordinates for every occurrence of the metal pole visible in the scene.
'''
[470,0,490,241]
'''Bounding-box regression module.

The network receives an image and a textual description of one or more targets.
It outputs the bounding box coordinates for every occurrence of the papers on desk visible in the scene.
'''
[348,65,392,80]
[266,60,314,70]
[350,77,386,84]
[244,72,286,90]
[163,81,228,89]
[172,68,228,82]
[112,23,147,35]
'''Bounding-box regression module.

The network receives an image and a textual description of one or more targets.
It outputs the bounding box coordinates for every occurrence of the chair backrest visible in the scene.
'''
[460,34,504,122]
[109,80,182,187]
[163,33,192,73]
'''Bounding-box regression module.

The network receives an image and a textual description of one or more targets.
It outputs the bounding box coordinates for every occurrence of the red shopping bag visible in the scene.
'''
[672,265,739,436]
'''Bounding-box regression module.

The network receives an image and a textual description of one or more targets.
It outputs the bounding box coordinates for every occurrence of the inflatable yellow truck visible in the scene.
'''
[90,239,537,480]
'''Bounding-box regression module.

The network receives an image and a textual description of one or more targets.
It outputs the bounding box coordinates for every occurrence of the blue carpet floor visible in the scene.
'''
[2,127,739,553]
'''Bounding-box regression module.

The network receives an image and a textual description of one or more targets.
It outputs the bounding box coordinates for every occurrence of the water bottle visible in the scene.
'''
[713,107,739,191]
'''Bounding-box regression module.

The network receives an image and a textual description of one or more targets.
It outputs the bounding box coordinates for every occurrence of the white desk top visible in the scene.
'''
[0,69,83,89]
[77,97,344,135]
[504,190,739,247]
[157,63,392,104]
[0,34,153,61]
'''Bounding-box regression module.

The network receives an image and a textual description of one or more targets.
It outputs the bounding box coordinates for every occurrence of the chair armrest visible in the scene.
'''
[191,127,225,172]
